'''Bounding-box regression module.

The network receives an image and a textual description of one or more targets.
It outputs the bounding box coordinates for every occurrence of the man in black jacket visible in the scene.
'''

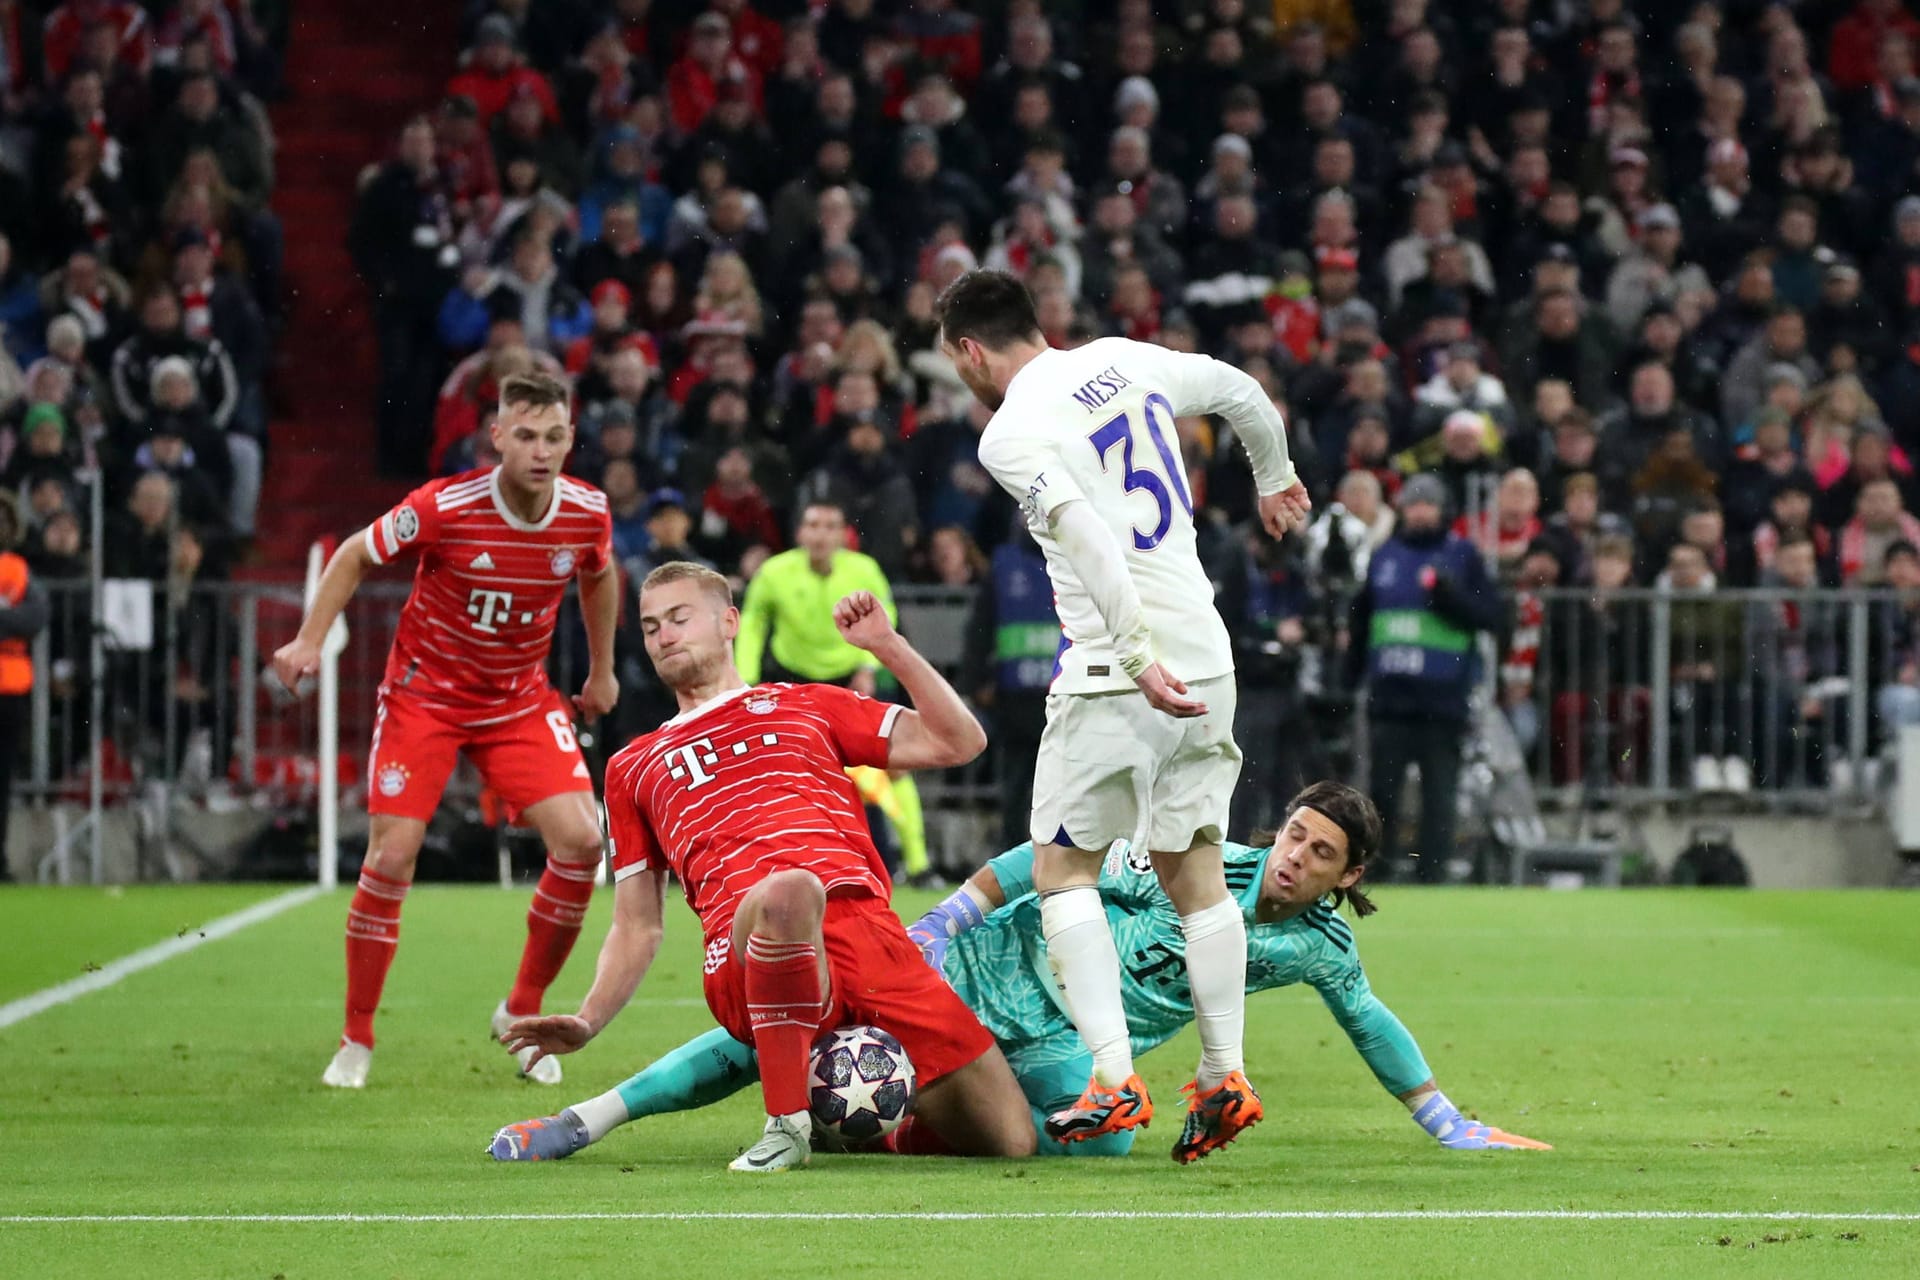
[1347,475,1506,881]
[348,116,459,475]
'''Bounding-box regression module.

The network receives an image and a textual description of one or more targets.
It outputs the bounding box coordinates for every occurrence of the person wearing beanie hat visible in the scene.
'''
[1348,466,1504,882]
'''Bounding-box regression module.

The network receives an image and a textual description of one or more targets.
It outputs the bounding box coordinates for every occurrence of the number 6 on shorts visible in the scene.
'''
[546,710,578,752]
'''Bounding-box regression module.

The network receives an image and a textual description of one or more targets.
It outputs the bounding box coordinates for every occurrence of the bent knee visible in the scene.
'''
[994,1119,1039,1159]
[549,822,604,866]
[754,869,826,927]
[363,842,420,881]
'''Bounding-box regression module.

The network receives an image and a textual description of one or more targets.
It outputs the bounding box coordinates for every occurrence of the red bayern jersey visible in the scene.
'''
[365,467,612,723]
[605,683,899,938]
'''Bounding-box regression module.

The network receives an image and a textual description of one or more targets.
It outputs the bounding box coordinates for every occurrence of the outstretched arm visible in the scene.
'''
[1314,966,1550,1151]
[270,533,373,693]
[905,845,1026,968]
[504,866,667,1065]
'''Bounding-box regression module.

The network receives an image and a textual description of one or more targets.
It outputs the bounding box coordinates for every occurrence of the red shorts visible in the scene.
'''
[366,688,591,823]
[703,894,997,1087]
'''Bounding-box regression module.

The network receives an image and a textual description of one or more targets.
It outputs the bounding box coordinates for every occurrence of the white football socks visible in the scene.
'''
[1040,885,1135,1088]
[1181,897,1248,1090]
[572,1089,630,1142]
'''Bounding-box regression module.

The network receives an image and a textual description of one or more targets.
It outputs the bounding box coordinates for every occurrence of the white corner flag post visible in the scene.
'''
[309,540,349,891]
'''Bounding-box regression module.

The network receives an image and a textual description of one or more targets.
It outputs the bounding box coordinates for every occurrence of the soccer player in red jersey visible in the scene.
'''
[272,371,622,1090]
[502,562,1036,1171]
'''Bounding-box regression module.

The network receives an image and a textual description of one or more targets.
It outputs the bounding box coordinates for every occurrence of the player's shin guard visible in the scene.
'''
[507,856,598,1016]
[742,935,824,1118]
[1179,898,1248,1089]
[1039,885,1134,1087]
[343,867,410,1048]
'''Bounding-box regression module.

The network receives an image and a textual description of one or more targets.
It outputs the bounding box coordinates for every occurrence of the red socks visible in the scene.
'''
[743,935,824,1116]
[507,857,599,1016]
[343,866,409,1047]
[883,1116,956,1156]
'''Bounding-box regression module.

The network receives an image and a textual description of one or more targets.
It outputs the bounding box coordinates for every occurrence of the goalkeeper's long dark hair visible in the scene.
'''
[1253,781,1382,918]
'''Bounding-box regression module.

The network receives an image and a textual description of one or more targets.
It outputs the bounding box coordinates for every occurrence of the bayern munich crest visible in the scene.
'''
[744,691,779,715]
[377,764,410,797]
[549,549,576,577]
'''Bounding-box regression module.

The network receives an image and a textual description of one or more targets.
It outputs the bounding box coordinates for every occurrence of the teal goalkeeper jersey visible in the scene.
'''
[939,841,1433,1097]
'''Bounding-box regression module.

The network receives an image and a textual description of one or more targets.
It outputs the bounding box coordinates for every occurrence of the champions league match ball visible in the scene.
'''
[808,1025,916,1146]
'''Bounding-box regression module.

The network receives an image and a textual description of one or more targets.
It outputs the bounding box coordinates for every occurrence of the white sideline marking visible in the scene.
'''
[2,1211,1917,1225]
[0,887,323,1030]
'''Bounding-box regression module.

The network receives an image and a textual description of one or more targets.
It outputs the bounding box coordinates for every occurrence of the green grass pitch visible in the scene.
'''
[2,883,1917,1278]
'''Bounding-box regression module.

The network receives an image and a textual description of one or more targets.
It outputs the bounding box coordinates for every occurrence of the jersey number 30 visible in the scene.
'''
[1088,393,1194,551]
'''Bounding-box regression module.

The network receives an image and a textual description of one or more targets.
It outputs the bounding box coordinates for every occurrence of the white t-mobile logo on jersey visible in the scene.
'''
[665,732,781,790]
[665,737,721,789]
[466,588,516,633]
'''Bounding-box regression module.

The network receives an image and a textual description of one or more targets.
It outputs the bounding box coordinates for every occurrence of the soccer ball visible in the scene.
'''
[808,1025,916,1146]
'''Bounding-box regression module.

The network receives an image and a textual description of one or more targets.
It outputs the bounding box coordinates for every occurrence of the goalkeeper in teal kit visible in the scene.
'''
[490,783,1548,1159]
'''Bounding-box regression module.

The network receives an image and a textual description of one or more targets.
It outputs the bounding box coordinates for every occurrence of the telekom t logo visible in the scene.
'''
[665,732,781,790]
[466,588,516,634]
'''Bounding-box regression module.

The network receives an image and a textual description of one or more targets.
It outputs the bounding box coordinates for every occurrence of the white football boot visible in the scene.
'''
[322,1040,372,1088]
[729,1113,812,1173]
[492,1001,563,1085]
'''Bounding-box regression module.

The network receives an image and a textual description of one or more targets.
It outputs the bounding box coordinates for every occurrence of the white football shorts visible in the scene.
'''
[1028,674,1241,854]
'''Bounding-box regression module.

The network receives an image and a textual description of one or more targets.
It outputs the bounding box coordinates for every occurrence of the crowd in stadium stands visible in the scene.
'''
[22,0,1920,832]
[348,0,1920,816]
[0,1,284,571]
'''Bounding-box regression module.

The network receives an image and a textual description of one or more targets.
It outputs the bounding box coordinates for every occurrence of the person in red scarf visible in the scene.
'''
[445,15,559,128]
[153,0,235,75]
[697,444,782,565]
[1840,478,1920,585]
[41,0,147,81]
[1831,0,1920,92]
[564,280,659,383]
[1106,263,1161,343]
[666,12,760,136]
[711,0,782,80]
[1454,467,1544,583]
[1585,20,1641,136]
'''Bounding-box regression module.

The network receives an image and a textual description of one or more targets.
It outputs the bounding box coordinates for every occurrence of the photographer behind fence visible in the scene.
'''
[1347,474,1504,883]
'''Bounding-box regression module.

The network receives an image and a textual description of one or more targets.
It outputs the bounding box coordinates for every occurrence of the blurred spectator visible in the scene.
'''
[0,488,48,879]
[1839,477,1920,585]
[626,487,709,580]
[109,285,237,432]
[795,405,918,580]
[1349,474,1504,881]
[1661,539,1750,792]
[447,16,559,129]
[439,231,590,355]
[961,515,1057,848]
[350,117,459,475]
[695,445,781,567]
[735,499,893,691]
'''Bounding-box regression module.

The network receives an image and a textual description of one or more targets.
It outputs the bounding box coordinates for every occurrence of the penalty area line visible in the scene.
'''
[4,1211,1919,1225]
[0,887,323,1031]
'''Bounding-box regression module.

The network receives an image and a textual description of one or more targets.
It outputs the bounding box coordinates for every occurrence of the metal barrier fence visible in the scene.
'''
[1516,586,1908,807]
[25,570,1902,880]
[15,575,993,880]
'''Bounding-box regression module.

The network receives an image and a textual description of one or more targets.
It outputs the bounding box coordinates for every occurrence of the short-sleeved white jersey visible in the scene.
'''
[977,337,1294,694]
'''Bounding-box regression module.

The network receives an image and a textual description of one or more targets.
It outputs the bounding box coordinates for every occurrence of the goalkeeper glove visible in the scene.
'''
[905,883,990,970]
[1411,1091,1552,1151]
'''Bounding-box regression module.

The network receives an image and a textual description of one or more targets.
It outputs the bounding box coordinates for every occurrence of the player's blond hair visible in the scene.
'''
[641,561,734,609]
[498,369,571,413]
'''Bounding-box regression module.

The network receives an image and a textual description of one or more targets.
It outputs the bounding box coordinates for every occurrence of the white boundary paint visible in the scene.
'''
[0,887,322,1031]
[2,1211,1915,1225]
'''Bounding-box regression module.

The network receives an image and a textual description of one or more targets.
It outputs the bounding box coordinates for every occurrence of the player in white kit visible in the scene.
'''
[936,271,1310,1163]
